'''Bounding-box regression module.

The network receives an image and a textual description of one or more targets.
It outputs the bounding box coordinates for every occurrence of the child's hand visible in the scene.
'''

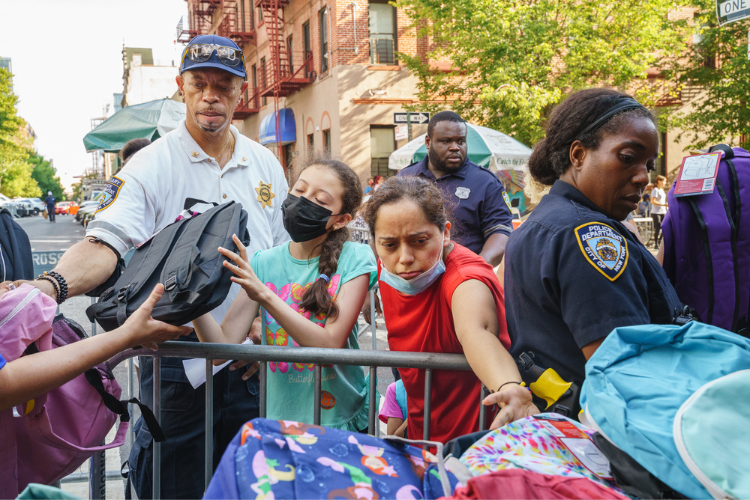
[219,235,268,303]
[121,284,192,350]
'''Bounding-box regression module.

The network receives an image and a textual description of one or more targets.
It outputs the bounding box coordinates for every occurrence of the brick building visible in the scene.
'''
[179,0,432,182]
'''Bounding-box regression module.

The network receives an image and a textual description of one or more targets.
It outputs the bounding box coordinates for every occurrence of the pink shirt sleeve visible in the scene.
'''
[378,382,405,424]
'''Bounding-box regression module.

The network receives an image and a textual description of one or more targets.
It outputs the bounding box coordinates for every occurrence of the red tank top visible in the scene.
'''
[379,243,510,443]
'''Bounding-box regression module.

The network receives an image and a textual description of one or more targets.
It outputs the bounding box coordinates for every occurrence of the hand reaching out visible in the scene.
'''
[484,384,540,430]
[121,284,192,350]
[219,235,268,303]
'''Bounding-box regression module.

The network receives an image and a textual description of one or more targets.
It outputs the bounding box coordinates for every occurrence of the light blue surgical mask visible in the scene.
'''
[379,237,446,295]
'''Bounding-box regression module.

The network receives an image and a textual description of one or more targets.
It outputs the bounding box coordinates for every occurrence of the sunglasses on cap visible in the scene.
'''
[181,44,247,71]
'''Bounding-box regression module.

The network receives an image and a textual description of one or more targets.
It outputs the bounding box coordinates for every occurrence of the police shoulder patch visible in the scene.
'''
[574,222,628,282]
[502,191,513,211]
[95,176,125,213]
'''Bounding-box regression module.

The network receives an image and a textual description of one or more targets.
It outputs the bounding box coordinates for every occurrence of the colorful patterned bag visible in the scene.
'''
[460,414,620,492]
[205,418,460,500]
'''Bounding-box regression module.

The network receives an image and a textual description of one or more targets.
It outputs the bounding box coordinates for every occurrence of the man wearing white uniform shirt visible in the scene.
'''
[16,35,289,498]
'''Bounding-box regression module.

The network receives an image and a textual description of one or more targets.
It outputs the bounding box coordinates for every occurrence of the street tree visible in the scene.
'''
[29,154,64,200]
[665,3,750,149]
[396,0,693,146]
[0,68,40,197]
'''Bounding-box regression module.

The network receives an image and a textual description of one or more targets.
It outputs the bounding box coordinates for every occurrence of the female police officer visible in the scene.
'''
[494,89,683,410]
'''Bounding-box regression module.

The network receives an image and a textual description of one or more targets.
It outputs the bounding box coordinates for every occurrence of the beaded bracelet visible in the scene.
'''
[38,275,61,303]
[48,271,68,303]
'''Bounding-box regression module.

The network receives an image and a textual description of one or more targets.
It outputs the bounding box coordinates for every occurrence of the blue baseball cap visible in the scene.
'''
[180,34,247,79]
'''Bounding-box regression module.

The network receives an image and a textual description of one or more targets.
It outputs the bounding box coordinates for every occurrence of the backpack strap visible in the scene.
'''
[161,202,238,302]
[687,178,737,330]
[727,156,750,336]
[23,341,166,442]
[83,370,166,442]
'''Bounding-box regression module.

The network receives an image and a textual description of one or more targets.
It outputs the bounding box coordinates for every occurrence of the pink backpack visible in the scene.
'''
[0,284,130,496]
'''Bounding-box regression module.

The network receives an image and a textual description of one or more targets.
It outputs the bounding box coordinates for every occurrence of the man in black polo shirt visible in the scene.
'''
[398,111,513,266]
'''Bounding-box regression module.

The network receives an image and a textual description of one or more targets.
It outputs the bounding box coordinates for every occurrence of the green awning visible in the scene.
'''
[83,99,186,152]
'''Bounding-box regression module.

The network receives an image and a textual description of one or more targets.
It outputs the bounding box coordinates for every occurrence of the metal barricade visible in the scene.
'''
[98,342,481,500]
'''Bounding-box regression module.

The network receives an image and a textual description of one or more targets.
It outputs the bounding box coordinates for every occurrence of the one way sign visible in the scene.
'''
[394,112,430,124]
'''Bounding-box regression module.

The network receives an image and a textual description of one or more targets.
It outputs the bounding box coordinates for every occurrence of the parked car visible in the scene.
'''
[55,201,79,215]
[0,195,20,218]
[75,200,99,223]
[15,198,46,216]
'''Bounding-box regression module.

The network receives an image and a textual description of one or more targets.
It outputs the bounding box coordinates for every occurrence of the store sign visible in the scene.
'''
[717,0,750,25]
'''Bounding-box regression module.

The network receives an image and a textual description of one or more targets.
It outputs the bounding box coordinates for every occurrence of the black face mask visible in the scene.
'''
[281,194,339,243]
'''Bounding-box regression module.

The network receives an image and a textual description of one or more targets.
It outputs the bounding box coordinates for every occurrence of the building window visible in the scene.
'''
[308,133,315,153]
[303,22,311,77]
[320,8,329,73]
[257,7,264,24]
[287,35,294,74]
[247,0,254,29]
[370,126,395,177]
[323,129,331,152]
[369,0,397,65]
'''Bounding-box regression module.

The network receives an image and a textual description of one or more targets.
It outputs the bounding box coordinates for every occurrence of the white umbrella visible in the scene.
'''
[388,123,531,172]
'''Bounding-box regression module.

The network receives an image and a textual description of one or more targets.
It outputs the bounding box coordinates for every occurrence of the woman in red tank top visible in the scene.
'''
[364,177,538,444]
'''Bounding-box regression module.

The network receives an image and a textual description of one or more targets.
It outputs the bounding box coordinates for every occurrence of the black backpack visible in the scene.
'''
[0,208,33,281]
[86,201,249,331]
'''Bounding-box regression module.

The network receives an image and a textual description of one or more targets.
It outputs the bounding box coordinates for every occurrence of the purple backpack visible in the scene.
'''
[662,145,750,335]
[0,285,162,496]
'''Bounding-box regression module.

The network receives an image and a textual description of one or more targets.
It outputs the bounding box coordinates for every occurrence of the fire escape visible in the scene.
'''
[255,0,314,148]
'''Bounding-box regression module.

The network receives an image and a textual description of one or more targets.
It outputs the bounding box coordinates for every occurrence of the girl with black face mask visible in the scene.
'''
[193,158,379,432]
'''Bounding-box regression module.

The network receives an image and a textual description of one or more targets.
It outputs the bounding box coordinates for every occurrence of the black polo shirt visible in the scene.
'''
[397,157,513,254]
[505,180,682,385]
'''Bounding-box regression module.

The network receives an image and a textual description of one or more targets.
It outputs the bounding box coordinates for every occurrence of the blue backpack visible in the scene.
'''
[662,145,750,335]
[580,321,750,499]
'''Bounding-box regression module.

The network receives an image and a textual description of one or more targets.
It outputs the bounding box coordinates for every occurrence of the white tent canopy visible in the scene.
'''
[388,123,532,172]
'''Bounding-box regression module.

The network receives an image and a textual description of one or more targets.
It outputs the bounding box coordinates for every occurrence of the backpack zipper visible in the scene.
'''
[0,287,41,330]
[673,372,746,500]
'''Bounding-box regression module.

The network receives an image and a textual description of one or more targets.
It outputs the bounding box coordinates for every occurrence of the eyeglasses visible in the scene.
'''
[181,44,247,72]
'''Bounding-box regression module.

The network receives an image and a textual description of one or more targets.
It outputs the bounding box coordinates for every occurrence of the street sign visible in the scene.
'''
[395,125,408,141]
[717,0,750,25]
[394,112,430,125]
[32,251,65,278]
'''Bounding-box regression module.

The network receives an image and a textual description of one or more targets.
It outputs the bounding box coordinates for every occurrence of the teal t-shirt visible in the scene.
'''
[251,241,378,430]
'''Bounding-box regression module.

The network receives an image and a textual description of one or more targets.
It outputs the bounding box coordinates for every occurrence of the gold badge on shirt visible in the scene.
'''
[255,181,275,209]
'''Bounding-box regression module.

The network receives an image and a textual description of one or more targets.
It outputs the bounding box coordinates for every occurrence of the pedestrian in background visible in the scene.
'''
[119,138,152,167]
[650,175,668,247]
[397,111,513,267]
[43,191,55,223]
[364,177,375,194]
[373,175,384,191]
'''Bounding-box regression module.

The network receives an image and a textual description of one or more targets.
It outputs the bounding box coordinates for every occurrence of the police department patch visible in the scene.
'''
[95,176,125,213]
[574,222,628,281]
[503,191,513,211]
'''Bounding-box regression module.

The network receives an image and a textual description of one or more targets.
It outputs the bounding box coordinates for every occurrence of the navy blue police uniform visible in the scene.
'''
[505,180,683,386]
[398,157,513,254]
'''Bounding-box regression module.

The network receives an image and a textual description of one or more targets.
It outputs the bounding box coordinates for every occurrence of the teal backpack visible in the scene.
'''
[580,321,750,499]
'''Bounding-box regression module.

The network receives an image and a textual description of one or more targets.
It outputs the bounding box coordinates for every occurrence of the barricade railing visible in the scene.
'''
[94,342,481,500]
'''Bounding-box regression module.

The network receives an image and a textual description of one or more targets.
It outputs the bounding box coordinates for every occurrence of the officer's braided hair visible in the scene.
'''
[365,176,448,236]
[528,88,656,186]
[297,156,362,322]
